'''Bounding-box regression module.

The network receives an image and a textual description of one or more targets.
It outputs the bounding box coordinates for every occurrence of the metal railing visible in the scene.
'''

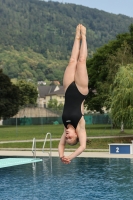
[32,138,36,158]
[42,132,52,157]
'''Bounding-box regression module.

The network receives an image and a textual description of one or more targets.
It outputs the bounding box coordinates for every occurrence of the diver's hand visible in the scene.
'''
[61,156,71,164]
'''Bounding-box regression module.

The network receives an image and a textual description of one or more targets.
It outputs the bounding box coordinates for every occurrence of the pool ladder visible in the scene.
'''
[42,132,52,157]
[32,132,52,158]
[32,138,36,158]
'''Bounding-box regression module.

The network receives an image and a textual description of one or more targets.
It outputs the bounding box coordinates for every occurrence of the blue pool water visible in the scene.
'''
[0,157,133,200]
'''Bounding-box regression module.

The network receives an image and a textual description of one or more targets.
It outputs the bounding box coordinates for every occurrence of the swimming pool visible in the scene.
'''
[0,157,133,200]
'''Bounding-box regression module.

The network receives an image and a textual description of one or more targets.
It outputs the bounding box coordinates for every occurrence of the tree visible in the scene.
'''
[108,64,133,129]
[16,80,38,106]
[86,27,133,112]
[58,103,64,110]
[107,41,133,83]
[0,69,20,119]
[47,99,63,111]
[129,24,133,36]
[47,99,58,109]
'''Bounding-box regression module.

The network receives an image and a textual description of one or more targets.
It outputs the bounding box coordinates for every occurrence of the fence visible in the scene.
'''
[3,114,111,126]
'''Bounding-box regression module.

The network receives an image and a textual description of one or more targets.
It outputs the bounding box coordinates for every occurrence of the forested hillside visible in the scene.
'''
[0,0,133,83]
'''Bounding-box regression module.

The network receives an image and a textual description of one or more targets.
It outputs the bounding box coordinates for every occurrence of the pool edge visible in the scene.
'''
[0,150,133,158]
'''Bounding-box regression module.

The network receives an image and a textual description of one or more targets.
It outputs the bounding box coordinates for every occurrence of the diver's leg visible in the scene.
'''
[63,24,81,91]
[75,24,89,95]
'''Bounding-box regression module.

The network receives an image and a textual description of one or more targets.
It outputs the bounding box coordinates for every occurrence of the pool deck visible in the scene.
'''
[0,150,133,158]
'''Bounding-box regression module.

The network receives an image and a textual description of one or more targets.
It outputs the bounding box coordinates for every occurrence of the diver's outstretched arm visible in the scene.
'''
[62,118,86,164]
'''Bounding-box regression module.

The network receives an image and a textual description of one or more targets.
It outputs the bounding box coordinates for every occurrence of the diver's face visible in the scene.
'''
[65,126,77,144]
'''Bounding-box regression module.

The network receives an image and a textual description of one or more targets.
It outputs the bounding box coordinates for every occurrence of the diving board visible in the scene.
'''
[0,158,42,168]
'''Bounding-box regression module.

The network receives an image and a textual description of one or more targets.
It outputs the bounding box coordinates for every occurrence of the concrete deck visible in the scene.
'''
[0,150,133,158]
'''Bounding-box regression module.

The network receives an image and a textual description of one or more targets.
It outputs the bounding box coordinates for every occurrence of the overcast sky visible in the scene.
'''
[49,0,133,17]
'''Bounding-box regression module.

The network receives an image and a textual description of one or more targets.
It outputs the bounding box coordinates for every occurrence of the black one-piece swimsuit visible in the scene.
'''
[62,81,88,129]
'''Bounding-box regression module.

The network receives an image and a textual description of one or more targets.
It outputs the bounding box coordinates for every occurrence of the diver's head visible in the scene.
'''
[65,125,79,145]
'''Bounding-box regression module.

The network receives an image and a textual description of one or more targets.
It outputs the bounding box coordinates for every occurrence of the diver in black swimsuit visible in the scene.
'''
[58,24,89,164]
[62,81,88,130]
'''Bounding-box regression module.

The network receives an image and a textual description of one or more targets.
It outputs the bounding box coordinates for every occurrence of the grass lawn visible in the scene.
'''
[0,124,133,149]
[0,124,63,141]
[0,124,133,141]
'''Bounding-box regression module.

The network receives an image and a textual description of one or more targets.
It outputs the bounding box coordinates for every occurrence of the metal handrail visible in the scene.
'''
[42,132,52,157]
[32,138,36,158]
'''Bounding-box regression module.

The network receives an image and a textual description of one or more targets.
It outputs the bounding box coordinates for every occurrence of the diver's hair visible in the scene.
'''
[67,137,79,146]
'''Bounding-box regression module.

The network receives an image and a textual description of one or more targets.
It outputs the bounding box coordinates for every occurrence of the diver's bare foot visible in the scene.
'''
[81,24,86,39]
[75,24,81,40]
